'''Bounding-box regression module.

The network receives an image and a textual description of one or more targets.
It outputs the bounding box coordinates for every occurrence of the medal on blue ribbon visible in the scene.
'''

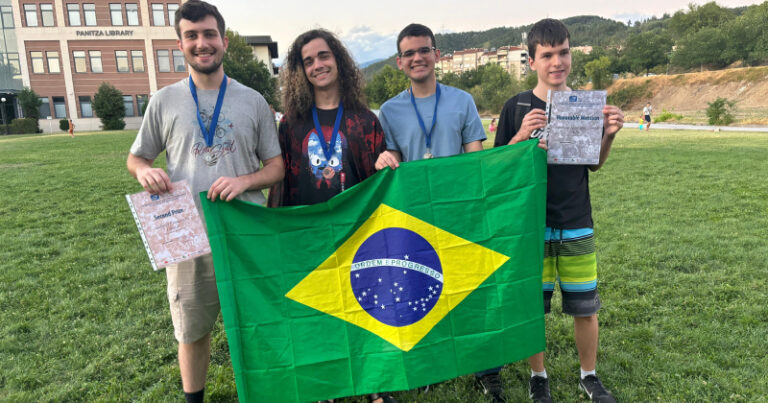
[410,83,441,159]
[189,74,228,166]
[311,103,344,179]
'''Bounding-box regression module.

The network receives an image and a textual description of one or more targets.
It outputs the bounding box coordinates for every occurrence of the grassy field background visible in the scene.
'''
[1,129,767,402]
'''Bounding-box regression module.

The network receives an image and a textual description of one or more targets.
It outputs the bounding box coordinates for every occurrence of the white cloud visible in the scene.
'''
[339,26,397,65]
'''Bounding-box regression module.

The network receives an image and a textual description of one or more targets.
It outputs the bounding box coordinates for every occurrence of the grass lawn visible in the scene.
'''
[1,129,767,402]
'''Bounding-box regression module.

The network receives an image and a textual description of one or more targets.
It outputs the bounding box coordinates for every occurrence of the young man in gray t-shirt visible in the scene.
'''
[126,2,283,401]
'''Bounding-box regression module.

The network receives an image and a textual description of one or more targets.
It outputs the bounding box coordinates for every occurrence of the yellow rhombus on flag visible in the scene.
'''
[286,203,510,352]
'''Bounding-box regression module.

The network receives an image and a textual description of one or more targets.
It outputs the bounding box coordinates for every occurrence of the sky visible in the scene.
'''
[214,0,764,65]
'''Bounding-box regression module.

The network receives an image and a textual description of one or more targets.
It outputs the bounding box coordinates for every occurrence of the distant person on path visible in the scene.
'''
[68,119,74,138]
[375,23,485,171]
[493,18,624,403]
[489,118,497,133]
[643,102,653,131]
[268,29,384,209]
[126,1,283,402]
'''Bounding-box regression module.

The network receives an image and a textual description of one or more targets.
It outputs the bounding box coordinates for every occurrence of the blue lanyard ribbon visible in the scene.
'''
[409,83,441,149]
[311,103,344,162]
[189,74,228,147]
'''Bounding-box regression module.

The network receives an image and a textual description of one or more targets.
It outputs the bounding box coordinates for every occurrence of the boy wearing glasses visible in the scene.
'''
[375,23,485,170]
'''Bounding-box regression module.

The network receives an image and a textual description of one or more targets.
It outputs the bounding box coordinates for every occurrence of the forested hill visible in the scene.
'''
[362,3,755,81]
[362,15,627,80]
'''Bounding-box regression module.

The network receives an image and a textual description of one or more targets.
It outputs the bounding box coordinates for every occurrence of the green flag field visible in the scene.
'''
[1,129,767,402]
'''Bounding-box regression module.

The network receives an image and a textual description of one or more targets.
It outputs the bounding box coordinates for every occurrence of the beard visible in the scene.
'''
[187,52,223,75]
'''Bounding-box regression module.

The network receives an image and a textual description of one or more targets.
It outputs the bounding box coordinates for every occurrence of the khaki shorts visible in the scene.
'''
[165,254,221,343]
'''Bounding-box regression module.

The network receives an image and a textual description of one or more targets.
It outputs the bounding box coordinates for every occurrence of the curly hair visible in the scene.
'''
[282,29,368,124]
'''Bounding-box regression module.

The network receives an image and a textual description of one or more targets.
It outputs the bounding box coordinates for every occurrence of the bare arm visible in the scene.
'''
[127,153,172,194]
[463,140,483,153]
[590,105,624,172]
[207,155,285,202]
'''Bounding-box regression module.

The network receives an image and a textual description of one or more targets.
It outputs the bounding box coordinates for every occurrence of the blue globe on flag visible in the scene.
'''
[350,227,444,327]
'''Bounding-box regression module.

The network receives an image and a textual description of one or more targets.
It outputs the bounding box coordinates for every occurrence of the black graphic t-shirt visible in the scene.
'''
[270,107,385,207]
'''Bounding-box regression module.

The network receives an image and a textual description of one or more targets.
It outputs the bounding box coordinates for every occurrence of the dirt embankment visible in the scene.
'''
[608,66,768,125]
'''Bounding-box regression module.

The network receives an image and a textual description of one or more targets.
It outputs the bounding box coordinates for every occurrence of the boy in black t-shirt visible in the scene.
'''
[488,19,625,403]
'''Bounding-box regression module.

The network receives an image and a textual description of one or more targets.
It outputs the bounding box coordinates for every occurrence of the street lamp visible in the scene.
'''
[1,97,7,135]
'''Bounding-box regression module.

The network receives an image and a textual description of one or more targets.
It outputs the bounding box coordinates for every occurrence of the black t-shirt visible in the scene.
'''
[495,92,593,229]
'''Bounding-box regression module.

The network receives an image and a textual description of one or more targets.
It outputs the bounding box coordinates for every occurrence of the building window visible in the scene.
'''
[8,53,20,75]
[137,94,148,116]
[30,51,45,73]
[89,51,102,73]
[1,6,14,28]
[39,97,51,118]
[151,4,164,26]
[123,95,135,117]
[156,49,170,72]
[66,4,81,26]
[72,50,87,73]
[79,96,93,117]
[83,4,96,26]
[115,50,129,72]
[40,4,54,27]
[47,51,60,73]
[125,3,139,26]
[131,50,144,72]
[172,50,185,72]
[109,3,123,26]
[24,4,38,27]
[168,4,178,25]
[53,97,66,118]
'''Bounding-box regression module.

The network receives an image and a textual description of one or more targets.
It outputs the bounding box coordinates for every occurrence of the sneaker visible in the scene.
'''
[578,375,616,403]
[476,373,506,402]
[528,375,553,403]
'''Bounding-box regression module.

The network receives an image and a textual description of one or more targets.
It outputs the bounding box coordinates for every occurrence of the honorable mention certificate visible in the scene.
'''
[546,90,606,165]
[126,180,210,271]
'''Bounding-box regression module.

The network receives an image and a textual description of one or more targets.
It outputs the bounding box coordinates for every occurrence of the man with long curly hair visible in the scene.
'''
[268,29,385,208]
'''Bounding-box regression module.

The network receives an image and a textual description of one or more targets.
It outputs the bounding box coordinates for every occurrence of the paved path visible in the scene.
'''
[624,122,768,132]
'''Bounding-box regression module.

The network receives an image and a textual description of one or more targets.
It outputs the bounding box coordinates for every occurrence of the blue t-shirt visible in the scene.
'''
[379,84,486,162]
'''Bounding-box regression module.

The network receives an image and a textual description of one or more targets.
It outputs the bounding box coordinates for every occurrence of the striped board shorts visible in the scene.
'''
[542,227,601,317]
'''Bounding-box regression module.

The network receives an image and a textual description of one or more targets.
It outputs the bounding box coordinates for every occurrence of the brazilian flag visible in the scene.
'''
[201,140,547,402]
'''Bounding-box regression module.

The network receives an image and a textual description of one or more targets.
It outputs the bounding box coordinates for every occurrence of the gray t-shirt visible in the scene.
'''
[379,84,486,161]
[130,77,281,209]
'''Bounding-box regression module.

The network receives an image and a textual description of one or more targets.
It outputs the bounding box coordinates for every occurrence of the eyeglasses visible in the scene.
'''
[399,46,436,59]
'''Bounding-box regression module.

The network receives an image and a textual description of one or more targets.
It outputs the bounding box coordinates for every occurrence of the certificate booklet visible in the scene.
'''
[126,180,211,271]
[546,90,606,165]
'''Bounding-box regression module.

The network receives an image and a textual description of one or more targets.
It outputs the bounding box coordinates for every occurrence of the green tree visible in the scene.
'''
[472,64,523,113]
[622,31,673,75]
[668,2,734,37]
[364,65,409,107]
[93,82,126,130]
[523,71,537,90]
[584,56,612,89]
[223,30,279,108]
[671,27,730,69]
[18,87,42,120]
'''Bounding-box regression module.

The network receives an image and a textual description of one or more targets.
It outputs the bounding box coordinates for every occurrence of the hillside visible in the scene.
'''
[362,15,625,80]
[610,66,768,125]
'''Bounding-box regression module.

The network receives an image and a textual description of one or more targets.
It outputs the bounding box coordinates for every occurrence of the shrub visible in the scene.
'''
[60,119,69,131]
[1,118,40,134]
[655,109,684,123]
[706,97,736,126]
[102,118,126,130]
[92,82,125,131]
